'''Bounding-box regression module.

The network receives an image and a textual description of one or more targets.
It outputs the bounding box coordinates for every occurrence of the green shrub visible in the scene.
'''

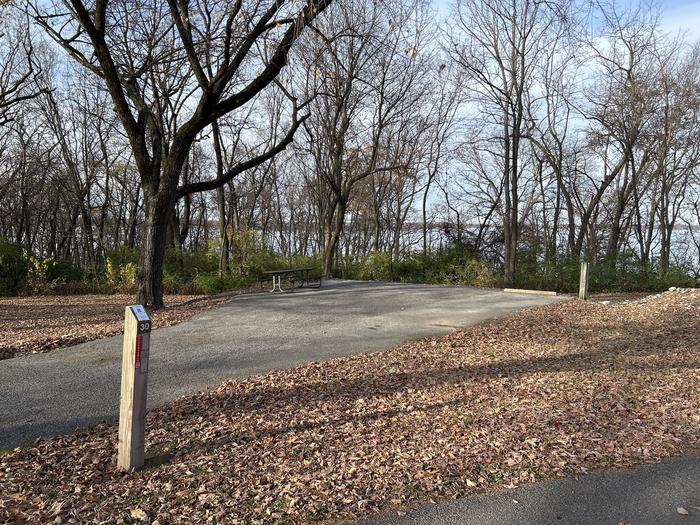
[162,230,286,288]
[417,245,497,287]
[357,251,393,281]
[193,273,222,295]
[24,254,61,295]
[162,269,184,295]
[46,258,84,283]
[0,239,28,296]
[343,245,497,288]
[588,258,695,293]
[288,254,323,272]
[194,271,253,295]
[105,257,138,294]
[229,229,282,277]
[390,256,425,282]
[164,248,219,281]
[458,259,498,287]
[105,257,119,291]
[105,247,140,267]
[119,262,138,293]
[513,250,697,293]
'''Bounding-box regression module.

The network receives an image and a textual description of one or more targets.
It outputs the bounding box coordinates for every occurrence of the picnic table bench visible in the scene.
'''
[261,266,322,292]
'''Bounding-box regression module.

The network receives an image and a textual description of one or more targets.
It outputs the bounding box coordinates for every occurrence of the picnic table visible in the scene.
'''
[262,266,322,292]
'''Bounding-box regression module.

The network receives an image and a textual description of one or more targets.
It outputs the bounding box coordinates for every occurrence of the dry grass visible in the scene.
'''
[1,289,699,524]
[0,294,234,360]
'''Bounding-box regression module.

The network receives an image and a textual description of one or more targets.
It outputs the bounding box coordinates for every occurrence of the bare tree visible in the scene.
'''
[303,0,431,276]
[449,0,570,285]
[0,8,47,126]
[29,0,333,306]
[420,69,461,258]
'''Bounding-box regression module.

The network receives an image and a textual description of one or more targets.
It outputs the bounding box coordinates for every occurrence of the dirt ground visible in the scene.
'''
[0,294,235,360]
[1,288,698,524]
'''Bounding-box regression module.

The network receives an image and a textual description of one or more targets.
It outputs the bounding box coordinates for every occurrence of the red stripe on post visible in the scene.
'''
[135,335,142,369]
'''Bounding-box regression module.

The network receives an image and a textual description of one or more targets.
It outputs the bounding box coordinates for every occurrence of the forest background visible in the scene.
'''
[1,0,700,302]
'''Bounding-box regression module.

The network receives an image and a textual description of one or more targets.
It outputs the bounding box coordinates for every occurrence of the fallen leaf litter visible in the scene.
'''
[1,288,699,523]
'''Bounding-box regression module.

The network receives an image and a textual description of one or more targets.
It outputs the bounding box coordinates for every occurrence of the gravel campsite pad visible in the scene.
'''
[0,294,233,360]
[2,289,699,524]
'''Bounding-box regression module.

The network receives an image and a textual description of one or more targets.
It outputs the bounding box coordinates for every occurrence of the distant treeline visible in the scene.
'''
[0,0,698,302]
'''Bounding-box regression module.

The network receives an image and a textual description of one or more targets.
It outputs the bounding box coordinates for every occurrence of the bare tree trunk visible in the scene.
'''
[126,186,140,250]
[137,186,175,308]
[212,121,229,275]
[323,198,345,277]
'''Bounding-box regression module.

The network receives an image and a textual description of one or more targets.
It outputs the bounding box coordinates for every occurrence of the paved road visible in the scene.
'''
[361,455,700,525]
[0,280,563,449]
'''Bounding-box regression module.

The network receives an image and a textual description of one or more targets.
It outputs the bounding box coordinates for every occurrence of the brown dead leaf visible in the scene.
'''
[1,289,699,524]
[0,293,239,360]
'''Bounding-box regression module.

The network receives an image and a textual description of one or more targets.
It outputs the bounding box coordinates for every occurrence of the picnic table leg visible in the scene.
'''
[270,276,282,293]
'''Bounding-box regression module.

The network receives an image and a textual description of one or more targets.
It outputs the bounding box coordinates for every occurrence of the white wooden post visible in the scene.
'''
[118,305,151,470]
[579,261,590,300]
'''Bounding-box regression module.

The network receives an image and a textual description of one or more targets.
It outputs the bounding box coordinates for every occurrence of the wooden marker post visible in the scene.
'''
[579,261,590,300]
[118,305,151,470]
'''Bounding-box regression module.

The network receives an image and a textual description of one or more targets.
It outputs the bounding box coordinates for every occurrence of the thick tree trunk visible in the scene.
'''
[217,186,229,275]
[322,233,335,277]
[501,104,518,287]
[372,207,381,252]
[322,198,346,277]
[422,181,430,258]
[137,187,174,308]
[79,199,96,265]
[659,216,674,273]
[503,156,519,286]
[606,196,625,263]
[211,121,229,275]
[502,167,513,285]
[127,186,141,249]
